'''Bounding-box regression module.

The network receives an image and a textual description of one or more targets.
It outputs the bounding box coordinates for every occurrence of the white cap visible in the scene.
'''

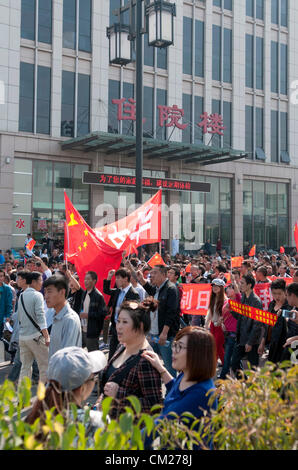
[211,278,226,287]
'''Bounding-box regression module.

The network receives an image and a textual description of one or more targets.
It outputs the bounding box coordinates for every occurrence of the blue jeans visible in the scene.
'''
[150,336,177,378]
[219,334,236,379]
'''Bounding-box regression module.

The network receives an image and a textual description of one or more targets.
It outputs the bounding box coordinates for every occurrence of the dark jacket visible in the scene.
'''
[231,291,263,346]
[143,279,180,338]
[81,288,107,338]
[103,280,140,327]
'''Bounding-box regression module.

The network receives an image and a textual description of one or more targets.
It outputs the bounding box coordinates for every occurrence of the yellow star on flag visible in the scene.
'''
[83,241,87,249]
[68,213,78,226]
[84,229,89,236]
[78,245,82,251]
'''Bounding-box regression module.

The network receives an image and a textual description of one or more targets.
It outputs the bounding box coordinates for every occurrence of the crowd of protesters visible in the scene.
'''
[0,237,298,445]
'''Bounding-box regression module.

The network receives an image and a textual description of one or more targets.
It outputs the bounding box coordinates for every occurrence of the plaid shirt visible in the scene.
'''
[101,345,163,419]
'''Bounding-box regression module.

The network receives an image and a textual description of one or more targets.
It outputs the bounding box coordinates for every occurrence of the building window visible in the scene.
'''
[194,96,204,144]
[21,0,52,43]
[183,17,192,75]
[180,175,232,252]
[271,41,288,95]
[156,88,167,141]
[243,180,289,251]
[271,41,278,93]
[246,34,264,90]
[245,106,253,159]
[211,100,232,149]
[19,62,51,135]
[63,0,92,52]
[143,86,154,138]
[272,0,288,28]
[245,106,265,160]
[280,43,288,95]
[213,0,232,11]
[246,0,264,20]
[61,71,90,137]
[183,18,204,77]
[182,94,192,144]
[271,110,278,163]
[212,25,232,83]
[12,159,33,249]
[144,33,168,70]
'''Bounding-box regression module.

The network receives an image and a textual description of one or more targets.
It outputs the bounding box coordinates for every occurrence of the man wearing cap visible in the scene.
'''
[43,274,82,358]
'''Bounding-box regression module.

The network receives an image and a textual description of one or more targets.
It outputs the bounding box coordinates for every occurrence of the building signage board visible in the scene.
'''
[82,172,211,193]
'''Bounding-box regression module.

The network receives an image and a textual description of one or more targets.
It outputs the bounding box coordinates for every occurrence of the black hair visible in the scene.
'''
[115,268,131,281]
[119,297,158,335]
[85,271,98,282]
[243,273,255,289]
[271,279,286,292]
[17,270,29,280]
[286,282,298,297]
[43,274,69,298]
[153,264,168,276]
[25,271,42,284]
[168,265,180,279]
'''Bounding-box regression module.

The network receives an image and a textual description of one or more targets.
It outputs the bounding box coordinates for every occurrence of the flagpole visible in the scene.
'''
[64,189,70,270]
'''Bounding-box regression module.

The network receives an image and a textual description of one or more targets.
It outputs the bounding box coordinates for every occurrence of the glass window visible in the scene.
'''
[143,86,154,138]
[79,0,91,52]
[223,101,232,149]
[280,0,288,27]
[14,173,32,192]
[53,162,72,210]
[19,62,34,133]
[224,0,232,10]
[73,164,89,210]
[255,107,263,150]
[144,33,154,67]
[278,183,288,246]
[33,160,53,210]
[246,34,253,88]
[271,0,279,25]
[110,0,120,24]
[265,182,277,249]
[21,0,36,41]
[213,0,221,6]
[245,106,253,159]
[63,0,76,49]
[37,66,51,135]
[253,181,265,247]
[108,79,120,134]
[61,71,75,137]
[212,25,221,81]
[194,96,204,144]
[195,20,204,78]
[220,178,231,249]
[243,180,253,251]
[256,37,263,90]
[280,112,288,152]
[271,110,278,162]
[223,28,232,83]
[205,176,219,245]
[157,47,167,70]
[246,0,254,17]
[182,94,192,144]
[38,0,52,44]
[183,17,192,75]
[77,73,90,136]
[256,0,264,20]
[271,41,278,93]
[122,82,134,136]
[213,0,232,9]
[212,99,221,148]
[13,194,32,214]
[156,88,167,141]
[280,43,288,95]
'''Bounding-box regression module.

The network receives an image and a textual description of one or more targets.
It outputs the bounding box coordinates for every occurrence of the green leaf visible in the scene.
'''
[127,396,141,415]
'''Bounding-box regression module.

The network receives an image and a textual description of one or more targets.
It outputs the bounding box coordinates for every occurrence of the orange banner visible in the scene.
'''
[180,284,212,316]
[229,300,277,326]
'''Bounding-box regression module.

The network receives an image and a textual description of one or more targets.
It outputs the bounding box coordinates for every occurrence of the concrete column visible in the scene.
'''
[51,0,63,137]
[0,134,15,250]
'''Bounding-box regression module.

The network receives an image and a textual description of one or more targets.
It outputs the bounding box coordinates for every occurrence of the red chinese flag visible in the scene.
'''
[185,263,191,273]
[147,252,166,268]
[249,245,256,257]
[294,221,298,252]
[26,239,36,251]
[94,189,162,253]
[231,256,244,268]
[280,246,285,254]
[64,192,123,299]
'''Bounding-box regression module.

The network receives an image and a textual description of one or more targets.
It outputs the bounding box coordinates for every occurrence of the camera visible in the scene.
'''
[282,310,296,320]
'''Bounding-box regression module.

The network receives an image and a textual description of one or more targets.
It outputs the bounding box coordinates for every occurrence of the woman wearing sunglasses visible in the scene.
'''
[142,326,217,448]
[96,298,163,419]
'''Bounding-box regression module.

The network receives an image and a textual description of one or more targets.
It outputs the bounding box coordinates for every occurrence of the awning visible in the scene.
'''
[61,131,247,165]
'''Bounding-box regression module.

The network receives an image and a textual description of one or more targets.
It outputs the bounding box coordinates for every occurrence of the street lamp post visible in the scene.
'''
[107,0,176,206]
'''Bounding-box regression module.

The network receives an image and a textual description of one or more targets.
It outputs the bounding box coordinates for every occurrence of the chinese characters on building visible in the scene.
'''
[112,97,226,136]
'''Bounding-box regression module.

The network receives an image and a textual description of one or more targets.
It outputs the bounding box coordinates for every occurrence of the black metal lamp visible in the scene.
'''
[107,23,132,65]
[146,0,176,48]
